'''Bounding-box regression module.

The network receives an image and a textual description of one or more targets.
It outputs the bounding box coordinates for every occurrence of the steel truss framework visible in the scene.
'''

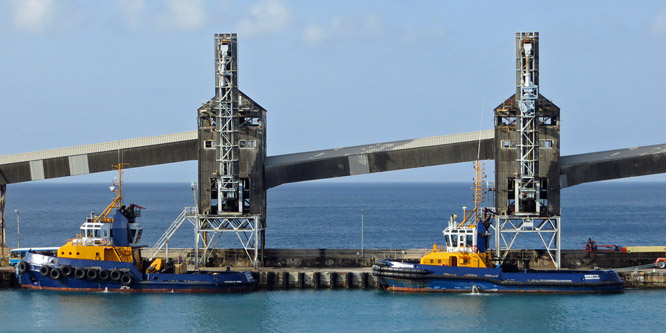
[514,32,540,215]
[193,214,262,269]
[147,206,262,269]
[492,215,561,269]
[214,33,241,211]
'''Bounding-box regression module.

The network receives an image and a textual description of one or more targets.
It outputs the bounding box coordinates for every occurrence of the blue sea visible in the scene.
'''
[2,181,666,332]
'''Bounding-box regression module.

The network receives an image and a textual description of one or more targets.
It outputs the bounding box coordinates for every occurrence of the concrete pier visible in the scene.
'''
[254,268,378,290]
[151,247,666,290]
[150,248,666,271]
[619,270,666,288]
[0,267,17,288]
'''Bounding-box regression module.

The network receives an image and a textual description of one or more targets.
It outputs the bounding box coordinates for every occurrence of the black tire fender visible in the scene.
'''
[98,269,110,281]
[39,265,51,277]
[61,265,73,277]
[86,269,99,280]
[110,269,122,281]
[18,261,29,274]
[74,267,87,279]
[120,273,134,286]
[50,268,63,280]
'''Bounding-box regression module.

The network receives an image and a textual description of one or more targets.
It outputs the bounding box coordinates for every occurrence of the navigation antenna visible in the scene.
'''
[94,163,128,223]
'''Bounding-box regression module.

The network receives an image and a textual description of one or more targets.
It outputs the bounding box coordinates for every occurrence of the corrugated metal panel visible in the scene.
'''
[266,130,494,166]
[561,143,666,166]
[348,155,369,175]
[0,131,197,165]
[68,154,90,175]
[29,160,44,180]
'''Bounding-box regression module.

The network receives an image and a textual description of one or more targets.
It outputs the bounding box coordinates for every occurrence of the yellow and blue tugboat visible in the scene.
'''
[373,162,624,293]
[16,165,256,293]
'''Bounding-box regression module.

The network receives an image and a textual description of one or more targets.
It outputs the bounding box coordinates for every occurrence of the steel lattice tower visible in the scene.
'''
[493,32,562,269]
[214,34,242,212]
[194,34,267,268]
[515,33,540,215]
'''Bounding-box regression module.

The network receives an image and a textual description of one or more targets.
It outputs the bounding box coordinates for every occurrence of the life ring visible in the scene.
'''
[471,246,478,253]
[86,269,99,280]
[50,268,63,280]
[101,239,108,246]
[120,273,134,286]
[39,265,51,277]
[18,261,29,273]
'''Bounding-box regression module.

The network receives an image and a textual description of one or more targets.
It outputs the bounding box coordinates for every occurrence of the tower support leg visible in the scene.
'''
[0,184,6,264]
[494,215,561,270]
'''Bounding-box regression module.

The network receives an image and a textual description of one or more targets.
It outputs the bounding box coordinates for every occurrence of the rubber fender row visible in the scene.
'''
[22,261,135,286]
[371,265,429,275]
[371,270,429,280]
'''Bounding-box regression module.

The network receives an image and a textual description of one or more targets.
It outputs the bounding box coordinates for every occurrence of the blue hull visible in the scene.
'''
[18,254,256,293]
[373,260,624,294]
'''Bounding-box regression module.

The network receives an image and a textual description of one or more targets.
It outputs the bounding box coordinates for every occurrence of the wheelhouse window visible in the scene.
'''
[466,235,474,247]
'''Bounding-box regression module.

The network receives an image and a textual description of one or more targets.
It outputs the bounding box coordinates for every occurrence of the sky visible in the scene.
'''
[1,0,666,184]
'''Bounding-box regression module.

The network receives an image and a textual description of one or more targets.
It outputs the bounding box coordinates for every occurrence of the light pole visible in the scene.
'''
[361,209,364,258]
[14,210,20,248]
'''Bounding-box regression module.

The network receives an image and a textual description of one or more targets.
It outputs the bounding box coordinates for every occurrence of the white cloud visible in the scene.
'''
[653,11,666,38]
[238,0,290,36]
[161,0,207,31]
[118,0,146,29]
[10,0,54,34]
[302,15,385,44]
[303,24,325,43]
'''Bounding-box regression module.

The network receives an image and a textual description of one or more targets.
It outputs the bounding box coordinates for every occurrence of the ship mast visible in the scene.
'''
[94,163,126,223]
[459,161,487,228]
[473,161,486,225]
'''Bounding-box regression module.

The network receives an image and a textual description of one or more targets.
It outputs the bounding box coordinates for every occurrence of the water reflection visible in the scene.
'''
[2,289,666,331]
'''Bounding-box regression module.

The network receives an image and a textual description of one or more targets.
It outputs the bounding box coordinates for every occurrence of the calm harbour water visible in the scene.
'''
[1,289,666,332]
[1,181,666,331]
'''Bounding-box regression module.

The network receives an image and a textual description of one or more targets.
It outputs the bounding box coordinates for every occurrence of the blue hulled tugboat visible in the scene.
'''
[373,162,624,294]
[16,165,256,293]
